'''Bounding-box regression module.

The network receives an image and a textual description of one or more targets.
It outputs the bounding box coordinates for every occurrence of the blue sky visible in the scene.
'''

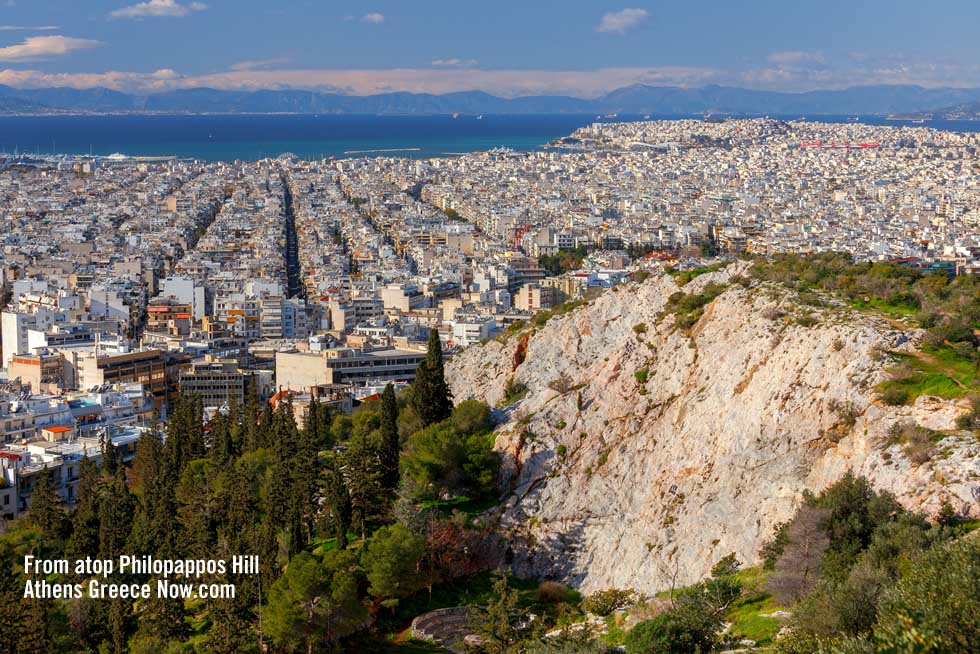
[0,1,978,96]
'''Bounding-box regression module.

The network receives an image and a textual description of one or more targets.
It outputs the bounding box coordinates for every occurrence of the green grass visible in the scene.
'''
[724,567,784,646]
[956,518,980,533]
[671,263,724,286]
[849,297,919,317]
[601,613,629,647]
[419,495,499,517]
[877,347,979,403]
[725,593,782,645]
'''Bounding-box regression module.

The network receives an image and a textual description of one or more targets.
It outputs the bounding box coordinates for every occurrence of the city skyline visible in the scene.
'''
[0,1,980,96]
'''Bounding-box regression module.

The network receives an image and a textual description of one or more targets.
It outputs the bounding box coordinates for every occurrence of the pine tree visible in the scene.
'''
[411,328,453,427]
[378,383,401,493]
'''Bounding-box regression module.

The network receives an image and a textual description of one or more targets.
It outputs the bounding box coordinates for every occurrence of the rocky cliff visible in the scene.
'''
[446,264,980,594]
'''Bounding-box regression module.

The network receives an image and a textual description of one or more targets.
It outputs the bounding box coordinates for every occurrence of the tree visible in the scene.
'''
[0,540,24,654]
[625,610,716,654]
[263,550,367,654]
[401,414,499,501]
[411,329,453,427]
[25,475,65,544]
[378,383,401,493]
[16,598,50,654]
[100,429,118,476]
[65,457,101,564]
[469,569,539,654]
[767,505,831,605]
[361,524,424,606]
[98,469,134,561]
[874,537,980,654]
[339,435,383,542]
[323,461,353,550]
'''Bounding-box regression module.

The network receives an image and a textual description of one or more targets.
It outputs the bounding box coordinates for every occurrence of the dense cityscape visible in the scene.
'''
[5,116,980,513]
[3,116,980,653]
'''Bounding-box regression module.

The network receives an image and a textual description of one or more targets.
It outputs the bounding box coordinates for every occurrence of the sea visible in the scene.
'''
[0,113,979,162]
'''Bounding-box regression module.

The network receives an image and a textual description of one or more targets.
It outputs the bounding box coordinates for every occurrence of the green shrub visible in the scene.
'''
[635,368,649,384]
[880,387,909,406]
[580,588,638,616]
[625,612,715,654]
[503,378,528,405]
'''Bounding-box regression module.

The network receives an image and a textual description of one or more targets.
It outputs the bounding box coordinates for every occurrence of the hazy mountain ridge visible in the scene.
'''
[3,83,980,115]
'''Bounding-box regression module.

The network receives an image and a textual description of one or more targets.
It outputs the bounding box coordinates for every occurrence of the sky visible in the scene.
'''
[0,1,979,96]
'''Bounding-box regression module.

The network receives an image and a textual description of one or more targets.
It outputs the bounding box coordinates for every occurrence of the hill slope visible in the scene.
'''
[447,264,980,594]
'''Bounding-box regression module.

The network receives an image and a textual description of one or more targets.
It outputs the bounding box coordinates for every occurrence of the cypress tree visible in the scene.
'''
[411,328,453,427]
[378,383,401,493]
[0,542,24,654]
[99,468,134,561]
[16,598,49,654]
[323,461,352,550]
[26,475,65,545]
[65,457,101,564]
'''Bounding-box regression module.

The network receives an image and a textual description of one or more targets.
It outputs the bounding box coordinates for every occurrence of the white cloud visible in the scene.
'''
[596,8,648,34]
[431,58,479,68]
[361,12,385,24]
[767,51,826,66]
[0,66,721,97]
[109,0,208,20]
[229,58,291,72]
[0,36,102,61]
[0,25,60,31]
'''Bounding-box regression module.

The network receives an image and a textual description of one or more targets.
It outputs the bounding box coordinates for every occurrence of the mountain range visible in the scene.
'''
[2,83,980,116]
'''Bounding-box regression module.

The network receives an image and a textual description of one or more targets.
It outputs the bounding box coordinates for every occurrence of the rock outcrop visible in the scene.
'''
[447,265,980,594]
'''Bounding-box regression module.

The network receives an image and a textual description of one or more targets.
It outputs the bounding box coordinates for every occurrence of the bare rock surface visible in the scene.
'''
[447,264,980,594]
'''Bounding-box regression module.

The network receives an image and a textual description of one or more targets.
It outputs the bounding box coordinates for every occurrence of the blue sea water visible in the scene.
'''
[0,113,978,162]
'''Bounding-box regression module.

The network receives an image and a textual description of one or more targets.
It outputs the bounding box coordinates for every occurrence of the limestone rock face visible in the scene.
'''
[446,265,980,594]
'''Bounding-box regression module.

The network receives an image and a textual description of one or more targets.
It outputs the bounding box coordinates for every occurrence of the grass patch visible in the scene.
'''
[849,296,919,317]
[419,495,499,517]
[877,347,978,403]
[670,263,724,286]
[723,566,784,646]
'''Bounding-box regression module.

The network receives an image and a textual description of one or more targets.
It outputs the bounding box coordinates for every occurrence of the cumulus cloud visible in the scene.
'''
[109,0,208,20]
[0,25,60,31]
[361,12,384,24]
[229,57,291,72]
[431,58,479,68]
[596,8,648,34]
[0,35,102,61]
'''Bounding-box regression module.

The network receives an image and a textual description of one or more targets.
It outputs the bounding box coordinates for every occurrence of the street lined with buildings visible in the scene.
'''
[4,117,980,519]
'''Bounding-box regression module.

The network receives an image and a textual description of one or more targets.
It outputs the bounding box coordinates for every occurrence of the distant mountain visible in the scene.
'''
[0,91,55,114]
[2,83,980,116]
[909,100,980,120]
[594,84,980,115]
